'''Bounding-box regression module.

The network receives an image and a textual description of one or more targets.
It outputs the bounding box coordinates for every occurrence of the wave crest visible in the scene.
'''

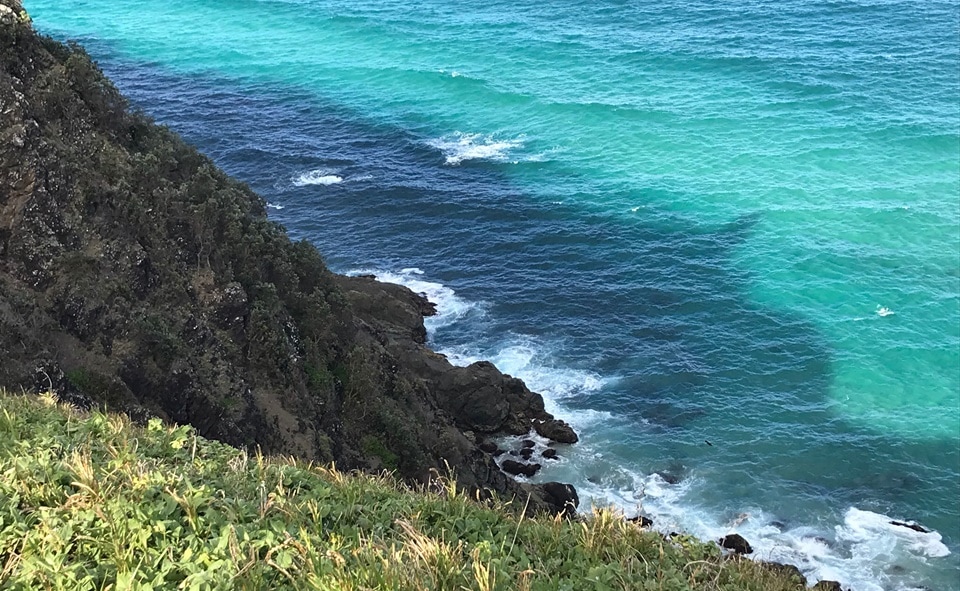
[293,169,344,186]
[427,132,526,165]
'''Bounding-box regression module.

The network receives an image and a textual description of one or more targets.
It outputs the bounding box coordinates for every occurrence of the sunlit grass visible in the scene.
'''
[0,389,805,590]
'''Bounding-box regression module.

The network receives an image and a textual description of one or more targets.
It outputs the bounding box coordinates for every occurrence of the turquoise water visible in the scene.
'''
[27,0,959,588]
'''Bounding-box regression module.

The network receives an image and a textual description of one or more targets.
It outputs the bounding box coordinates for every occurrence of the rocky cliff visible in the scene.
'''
[0,0,577,514]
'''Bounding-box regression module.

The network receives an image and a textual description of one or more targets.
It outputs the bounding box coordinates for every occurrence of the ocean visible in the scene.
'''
[25,0,959,588]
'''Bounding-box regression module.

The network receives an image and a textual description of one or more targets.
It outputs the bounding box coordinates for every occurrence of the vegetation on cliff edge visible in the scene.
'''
[0,389,809,591]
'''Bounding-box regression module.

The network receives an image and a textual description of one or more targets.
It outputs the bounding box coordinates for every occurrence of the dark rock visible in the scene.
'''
[491,449,505,457]
[627,514,654,528]
[812,581,843,591]
[534,418,578,444]
[537,482,579,517]
[656,471,682,485]
[759,562,806,586]
[478,441,499,454]
[541,448,558,460]
[521,439,536,448]
[890,520,931,533]
[501,459,541,477]
[519,448,534,459]
[718,534,753,554]
[501,459,526,476]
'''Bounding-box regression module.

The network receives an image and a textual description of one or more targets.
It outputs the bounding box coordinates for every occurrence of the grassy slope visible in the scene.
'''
[0,390,806,591]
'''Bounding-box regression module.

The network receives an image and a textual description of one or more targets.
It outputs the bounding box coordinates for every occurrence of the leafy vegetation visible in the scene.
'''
[0,390,806,591]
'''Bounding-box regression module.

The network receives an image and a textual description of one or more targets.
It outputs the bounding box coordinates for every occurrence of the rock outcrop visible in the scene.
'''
[0,2,578,515]
[719,534,753,555]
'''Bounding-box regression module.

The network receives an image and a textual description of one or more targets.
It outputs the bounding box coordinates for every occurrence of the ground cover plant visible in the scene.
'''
[0,390,807,591]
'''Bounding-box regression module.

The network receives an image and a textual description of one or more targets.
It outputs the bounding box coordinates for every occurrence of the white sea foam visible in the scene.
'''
[577,477,951,591]
[427,132,526,165]
[293,169,344,186]
[876,305,895,317]
[266,202,285,210]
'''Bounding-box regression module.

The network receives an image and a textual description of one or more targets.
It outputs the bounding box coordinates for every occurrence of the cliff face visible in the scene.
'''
[0,0,577,513]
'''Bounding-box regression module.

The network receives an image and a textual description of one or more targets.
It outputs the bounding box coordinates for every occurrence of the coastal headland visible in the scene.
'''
[0,0,579,516]
[0,2,841,588]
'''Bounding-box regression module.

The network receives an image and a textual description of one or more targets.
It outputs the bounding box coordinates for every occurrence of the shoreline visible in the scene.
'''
[371,267,953,591]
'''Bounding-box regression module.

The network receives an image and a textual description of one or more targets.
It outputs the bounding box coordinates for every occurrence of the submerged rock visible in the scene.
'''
[541,448,558,460]
[655,471,682,485]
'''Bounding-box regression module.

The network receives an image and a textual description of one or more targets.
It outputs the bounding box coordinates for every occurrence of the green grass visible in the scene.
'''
[0,389,806,591]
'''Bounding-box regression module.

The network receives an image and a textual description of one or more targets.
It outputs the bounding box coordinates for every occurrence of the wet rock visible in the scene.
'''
[627,514,654,528]
[656,471,682,485]
[537,482,579,517]
[812,581,843,591]
[541,448,558,460]
[718,534,753,554]
[501,459,541,477]
[890,520,931,533]
[534,418,578,444]
[519,448,534,460]
[521,439,535,448]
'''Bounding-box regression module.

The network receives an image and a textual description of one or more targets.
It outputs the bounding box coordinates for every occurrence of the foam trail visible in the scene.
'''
[266,202,285,210]
[293,169,344,186]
